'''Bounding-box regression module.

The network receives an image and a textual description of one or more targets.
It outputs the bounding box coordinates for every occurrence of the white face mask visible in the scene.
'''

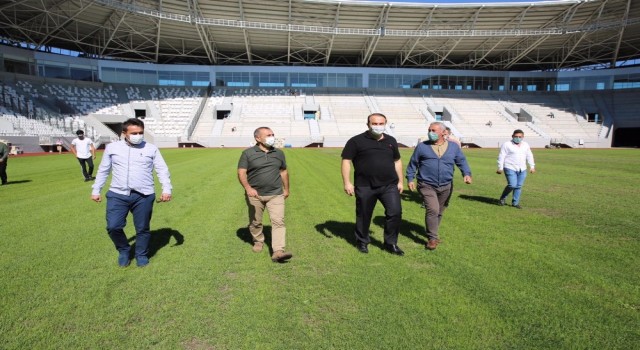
[128,134,144,145]
[264,136,276,147]
[370,125,386,135]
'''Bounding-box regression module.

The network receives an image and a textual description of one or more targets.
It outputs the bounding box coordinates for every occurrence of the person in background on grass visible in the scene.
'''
[237,127,293,263]
[56,138,63,154]
[497,129,535,209]
[443,127,461,147]
[71,130,97,182]
[442,127,461,208]
[406,122,472,251]
[91,118,172,268]
[0,139,9,185]
[341,113,404,256]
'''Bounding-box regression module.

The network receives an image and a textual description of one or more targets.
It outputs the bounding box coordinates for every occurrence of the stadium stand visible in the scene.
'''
[0,73,625,150]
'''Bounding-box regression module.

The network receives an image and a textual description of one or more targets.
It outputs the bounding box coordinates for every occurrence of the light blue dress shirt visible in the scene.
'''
[92,140,172,196]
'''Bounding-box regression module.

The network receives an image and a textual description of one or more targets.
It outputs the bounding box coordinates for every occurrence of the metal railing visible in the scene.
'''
[96,0,640,38]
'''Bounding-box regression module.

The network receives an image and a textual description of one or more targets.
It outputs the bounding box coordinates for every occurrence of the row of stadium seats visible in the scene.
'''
[0,75,622,148]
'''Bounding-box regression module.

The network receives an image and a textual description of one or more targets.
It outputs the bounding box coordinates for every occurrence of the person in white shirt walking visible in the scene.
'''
[71,130,96,182]
[91,118,172,267]
[497,129,536,209]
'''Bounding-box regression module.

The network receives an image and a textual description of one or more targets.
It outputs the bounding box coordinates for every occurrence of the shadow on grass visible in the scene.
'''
[401,189,424,206]
[315,220,357,247]
[1,179,32,185]
[315,220,386,250]
[372,216,426,245]
[236,226,273,253]
[458,194,502,206]
[149,228,184,258]
[128,227,184,258]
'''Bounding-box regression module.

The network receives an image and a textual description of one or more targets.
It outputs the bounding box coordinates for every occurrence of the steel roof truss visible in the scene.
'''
[35,0,92,51]
[362,4,389,66]
[0,5,39,45]
[189,0,217,64]
[501,3,582,69]
[238,0,252,64]
[437,7,482,66]
[557,0,608,68]
[287,0,292,64]
[503,35,550,69]
[99,11,127,56]
[400,6,436,66]
[612,0,632,67]
[325,2,341,65]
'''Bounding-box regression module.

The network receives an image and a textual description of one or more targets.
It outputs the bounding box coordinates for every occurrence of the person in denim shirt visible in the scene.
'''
[406,122,472,251]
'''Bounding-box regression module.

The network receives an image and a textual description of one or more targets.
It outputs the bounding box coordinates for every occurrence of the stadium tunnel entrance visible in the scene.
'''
[612,128,640,147]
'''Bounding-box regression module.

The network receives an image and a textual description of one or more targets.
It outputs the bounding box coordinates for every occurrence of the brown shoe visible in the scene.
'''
[426,239,440,250]
[271,250,293,262]
[252,242,264,253]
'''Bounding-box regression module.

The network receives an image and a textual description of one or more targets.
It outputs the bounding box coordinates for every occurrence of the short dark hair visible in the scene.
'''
[122,118,144,132]
[367,113,387,124]
[254,126,272,138]
[512,129,524,136]
[76,130,84,135]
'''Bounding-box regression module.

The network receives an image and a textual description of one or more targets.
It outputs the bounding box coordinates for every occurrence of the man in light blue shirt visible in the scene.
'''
[92,118,172,267]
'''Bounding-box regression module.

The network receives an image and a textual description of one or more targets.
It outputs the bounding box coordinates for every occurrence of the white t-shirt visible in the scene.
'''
[72,137,94,159]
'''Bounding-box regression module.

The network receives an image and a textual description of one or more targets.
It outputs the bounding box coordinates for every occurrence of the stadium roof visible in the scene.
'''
[1,0,639,71]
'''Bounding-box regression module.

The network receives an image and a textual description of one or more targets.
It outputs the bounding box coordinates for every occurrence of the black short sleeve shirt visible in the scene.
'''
[341,131,401,187]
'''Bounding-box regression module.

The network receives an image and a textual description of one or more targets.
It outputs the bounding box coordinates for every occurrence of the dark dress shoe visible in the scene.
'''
[383,243,404,256]
[357,242,369,254]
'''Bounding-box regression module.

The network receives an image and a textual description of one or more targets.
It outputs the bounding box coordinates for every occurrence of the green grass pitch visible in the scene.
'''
[0,147,638,349]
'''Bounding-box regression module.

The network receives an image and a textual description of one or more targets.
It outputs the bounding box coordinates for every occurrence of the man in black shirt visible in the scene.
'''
[341,113,404,256]
[0,140,9,185]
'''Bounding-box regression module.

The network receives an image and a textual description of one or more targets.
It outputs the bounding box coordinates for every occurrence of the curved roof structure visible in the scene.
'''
[1,0,639,70]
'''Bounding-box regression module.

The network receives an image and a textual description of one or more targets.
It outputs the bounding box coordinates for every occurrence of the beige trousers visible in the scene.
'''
[246,194,286,252]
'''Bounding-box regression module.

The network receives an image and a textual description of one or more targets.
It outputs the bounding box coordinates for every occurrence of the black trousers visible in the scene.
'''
[77,157,94,179]
[354,183,402,245]
[0,158,7,184]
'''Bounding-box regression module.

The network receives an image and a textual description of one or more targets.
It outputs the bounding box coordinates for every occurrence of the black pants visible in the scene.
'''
[0,159,7,184]
[77,157,94,180]
[354,183,402,245]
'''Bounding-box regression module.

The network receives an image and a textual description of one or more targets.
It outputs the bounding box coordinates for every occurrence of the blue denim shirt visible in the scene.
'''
[92,140,172,196]
[406,141,471,187]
